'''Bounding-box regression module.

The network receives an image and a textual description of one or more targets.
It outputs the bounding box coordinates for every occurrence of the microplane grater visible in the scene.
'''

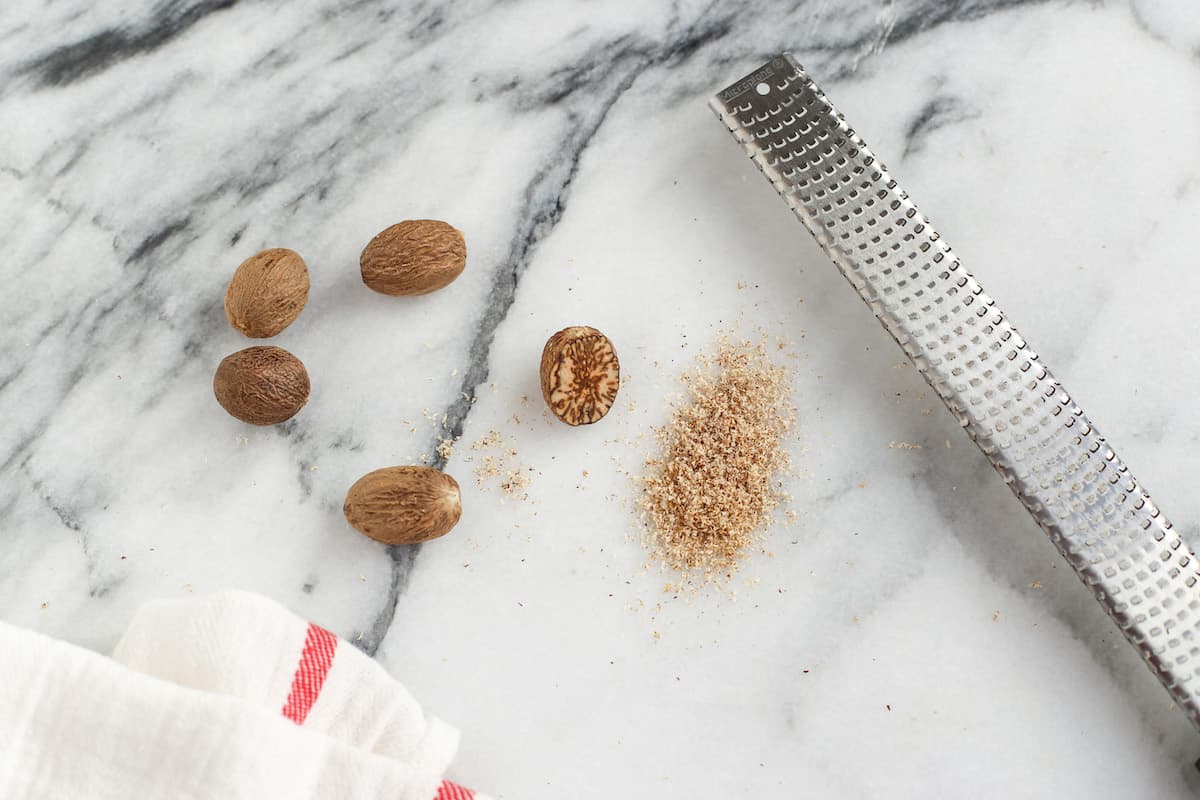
[711,54,1200,728]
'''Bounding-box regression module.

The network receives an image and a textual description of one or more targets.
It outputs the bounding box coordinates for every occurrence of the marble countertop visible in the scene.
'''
[5,0,1200,796]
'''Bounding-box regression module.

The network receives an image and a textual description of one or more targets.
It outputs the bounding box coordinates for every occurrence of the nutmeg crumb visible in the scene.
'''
[436,436,458,461]
[639,334,795,584]
[469,430,529,500]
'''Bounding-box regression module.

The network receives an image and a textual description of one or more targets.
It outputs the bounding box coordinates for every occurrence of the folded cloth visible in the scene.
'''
[113,591,456,775]
[0,591,490,800]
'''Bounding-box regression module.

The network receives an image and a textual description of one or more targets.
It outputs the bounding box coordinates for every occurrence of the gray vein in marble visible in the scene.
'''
[1128,0,1200,58]
[799,0,1053,79]
[901,93,979,158]
[25,464,119,599]
[17,0,240,87]
[128,216,193,264]
[656,0,1061,110]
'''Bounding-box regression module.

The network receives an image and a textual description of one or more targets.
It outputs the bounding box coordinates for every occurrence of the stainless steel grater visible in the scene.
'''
[711,54,1200,729]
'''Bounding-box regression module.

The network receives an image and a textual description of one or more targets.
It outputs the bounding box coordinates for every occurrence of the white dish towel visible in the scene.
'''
[0,590,488,800]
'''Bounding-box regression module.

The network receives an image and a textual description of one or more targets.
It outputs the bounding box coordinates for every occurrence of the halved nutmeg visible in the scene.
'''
[539,325,620,426]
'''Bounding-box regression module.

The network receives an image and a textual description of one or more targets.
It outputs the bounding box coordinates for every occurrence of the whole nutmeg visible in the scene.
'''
[359,219,466,296]
[343,466,462,545]
[540,325,620,426]
[224,248,310,338]
[213,346,310,425]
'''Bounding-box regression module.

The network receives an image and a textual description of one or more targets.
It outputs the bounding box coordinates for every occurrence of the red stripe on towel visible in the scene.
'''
[280,623,338,724]
[435,780,476,800]
[281,626,476,800]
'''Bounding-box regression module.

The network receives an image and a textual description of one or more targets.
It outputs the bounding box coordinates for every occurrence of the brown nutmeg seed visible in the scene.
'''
[213,345,310,425]
[343,466,462,545]
[359,219,466,296]
[224,248,310,338]
[540,325,620,426]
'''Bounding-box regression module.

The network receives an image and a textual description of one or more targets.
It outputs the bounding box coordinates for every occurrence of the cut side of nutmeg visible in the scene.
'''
[343,466,462,545]
[540,325,620,426]
[224,248,309,338]
[213,345,310,425]
[359,219,466,296]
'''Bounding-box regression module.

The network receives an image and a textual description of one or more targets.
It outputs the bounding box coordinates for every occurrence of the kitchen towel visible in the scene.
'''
[0,590,490,800]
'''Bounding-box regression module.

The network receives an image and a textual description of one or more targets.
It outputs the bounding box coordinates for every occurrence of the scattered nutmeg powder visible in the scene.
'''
[640,335,794,582]
[470,430,530,500]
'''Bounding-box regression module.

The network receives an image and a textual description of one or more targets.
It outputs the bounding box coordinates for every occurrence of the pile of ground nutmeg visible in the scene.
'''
[640,334,795,583]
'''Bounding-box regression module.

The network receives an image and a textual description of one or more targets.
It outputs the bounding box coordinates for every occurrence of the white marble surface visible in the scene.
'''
[4,0,1200,796]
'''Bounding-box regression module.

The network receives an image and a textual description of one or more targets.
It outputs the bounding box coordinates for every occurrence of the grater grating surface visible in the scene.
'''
[711,54,1200,728]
